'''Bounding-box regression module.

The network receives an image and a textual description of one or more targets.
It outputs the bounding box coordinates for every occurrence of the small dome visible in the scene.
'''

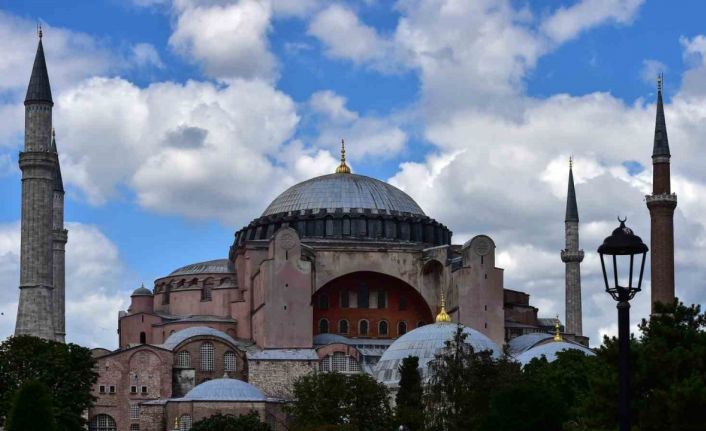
[514,341,594,366]
[169,259,232,276]
[131,285,153,296]
[373,323,501,385]
[183,378,266,401]
[506,333,554,356]
[262,173,425,217]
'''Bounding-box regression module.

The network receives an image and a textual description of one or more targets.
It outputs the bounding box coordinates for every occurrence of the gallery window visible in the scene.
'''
[319,318,329,334]
[340,290,349,308]
[378,320,389,337]
[338,319,349,334]
[377,290,387,308]
[398,321,408,336]
[319,293,329,310]
[359,319,369,336]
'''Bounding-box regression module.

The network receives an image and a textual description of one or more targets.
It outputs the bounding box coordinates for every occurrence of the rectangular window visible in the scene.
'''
[130,404,140,420]
[399,295,407,311]
[99,385,106,394]
[370,290,378,308]
[130,385,137,394]
[358,283,369,309]
[130,425,140,431]
[377,290,386,309]
[141,386,148,394]
[340,290,349,308]
[109,386,116,394]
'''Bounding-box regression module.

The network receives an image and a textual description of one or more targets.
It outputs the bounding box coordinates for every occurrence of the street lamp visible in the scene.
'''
[597,217,648,431]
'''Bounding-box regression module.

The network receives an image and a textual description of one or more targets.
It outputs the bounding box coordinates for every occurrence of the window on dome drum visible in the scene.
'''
[224,351,237,372]
[319,293,329,310]
[398,321,408,336]
[338,319,349,334]
[319,318,329,334]
[340,289,349,308]
[179,414,192,431]
[202,277,214,301]
[200,342,214,371]
[319,352,362,373]
[358,283,369,308]
[176,351,191,368]
[130,404,139,420]
[139,332,146,344]
[378,320,389,336]
[359,319,369,336]
[377,290,386,308]
[89,414,117,431]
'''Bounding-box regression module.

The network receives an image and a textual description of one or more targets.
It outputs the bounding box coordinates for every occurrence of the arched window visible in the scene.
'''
[139,332,146,344]
[319,353,361,374]
[179,414,192,431]
[319,293,329,310]
[176,351,191,368]
[338,319,349,334]
[224,351,237,372]
[202,277,214,301]
[200,342,214,371]
[359,319,369,336]
[89,414,117,431]
[319,318,329,334]
[378,320,389,337]
[398,321,407,336]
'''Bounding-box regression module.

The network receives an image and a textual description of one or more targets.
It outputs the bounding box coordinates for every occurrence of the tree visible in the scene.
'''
[6,380,56,431]
[395,356,424,431]
[288,372,392,431]
[0,336,97,431]
[424,325,522,431]
[190,412,271,431]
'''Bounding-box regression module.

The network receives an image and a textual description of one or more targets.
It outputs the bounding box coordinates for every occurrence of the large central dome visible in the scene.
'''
[262,173,425,217]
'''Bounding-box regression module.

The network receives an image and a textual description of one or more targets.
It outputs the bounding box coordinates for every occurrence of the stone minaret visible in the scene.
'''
[561,159,584,336]
[646,76,677,312]
[51,131,68,342]
[15,32,62,341]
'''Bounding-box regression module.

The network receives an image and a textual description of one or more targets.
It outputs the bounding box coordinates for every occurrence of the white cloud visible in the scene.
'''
[0,222,131,349]
[131,43,165,69]
[169,0,276,81]
[640,59,667,86]
[540,0,645,44]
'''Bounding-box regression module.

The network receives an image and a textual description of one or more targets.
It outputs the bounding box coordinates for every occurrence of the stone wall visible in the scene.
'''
[247,359,316,399]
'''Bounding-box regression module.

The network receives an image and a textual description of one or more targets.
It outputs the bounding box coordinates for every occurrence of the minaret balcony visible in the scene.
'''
[645,193,677,204]
[561,249,584,263]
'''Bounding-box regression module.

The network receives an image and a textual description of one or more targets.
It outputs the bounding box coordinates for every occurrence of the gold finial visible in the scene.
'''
[37,23,43,39]
[569,155,573,169]
[657,73,663,92]
[335,139,351,174]
[435,288,452,323]
[553,315,562,342]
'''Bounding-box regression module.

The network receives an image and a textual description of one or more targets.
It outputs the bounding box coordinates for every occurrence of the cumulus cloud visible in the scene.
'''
[169,0,276,81]
[0,222,131,348]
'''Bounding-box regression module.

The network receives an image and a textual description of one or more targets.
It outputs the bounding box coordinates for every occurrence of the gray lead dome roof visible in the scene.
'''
[261,173,425,216]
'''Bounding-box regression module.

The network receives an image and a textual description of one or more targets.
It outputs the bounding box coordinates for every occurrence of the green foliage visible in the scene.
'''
[395,356,424,431]
[0,335,97,431]
[6,380,56,431]
[424,325,522,431]
[288,372,392,431]
[190,412,271,431]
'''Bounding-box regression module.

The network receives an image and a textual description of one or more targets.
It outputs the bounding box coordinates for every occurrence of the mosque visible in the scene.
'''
[13,33,676,431]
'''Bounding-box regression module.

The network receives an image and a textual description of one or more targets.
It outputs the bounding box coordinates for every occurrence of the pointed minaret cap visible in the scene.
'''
[52,129,64,193]
[335,139,351,174]
[565,157,579,222]
[653,74,670,159]
[25,27,54,106]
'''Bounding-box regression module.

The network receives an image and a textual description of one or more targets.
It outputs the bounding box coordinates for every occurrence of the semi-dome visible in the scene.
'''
[514,341,595,366]
[182,378,266,401]
[373,323,501,385]
[262,173,425,217]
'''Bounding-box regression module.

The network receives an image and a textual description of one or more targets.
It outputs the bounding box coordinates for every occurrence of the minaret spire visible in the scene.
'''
[25,30,53,107]
[561,157,584,336]
[646,74,677,312]
[335,139,351,174]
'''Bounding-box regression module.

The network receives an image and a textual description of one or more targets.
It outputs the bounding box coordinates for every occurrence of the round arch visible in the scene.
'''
[312,271,433,339]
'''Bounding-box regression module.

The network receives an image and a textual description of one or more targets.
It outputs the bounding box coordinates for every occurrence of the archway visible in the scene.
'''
[312,271,433,339]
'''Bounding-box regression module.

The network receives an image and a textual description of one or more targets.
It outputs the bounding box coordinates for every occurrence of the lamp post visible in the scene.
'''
[597,218,648,431]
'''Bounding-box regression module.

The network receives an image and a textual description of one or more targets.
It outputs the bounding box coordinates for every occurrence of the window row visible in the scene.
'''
[318,319,426,336]
[175,344,237,373]
[319,352,362,373]
[320,290,414,310]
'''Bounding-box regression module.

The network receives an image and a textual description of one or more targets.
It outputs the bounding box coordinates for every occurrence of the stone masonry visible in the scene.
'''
[561,162,584,336]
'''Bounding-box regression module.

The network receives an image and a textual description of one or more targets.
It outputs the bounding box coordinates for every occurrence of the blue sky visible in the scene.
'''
[1,0,705,347]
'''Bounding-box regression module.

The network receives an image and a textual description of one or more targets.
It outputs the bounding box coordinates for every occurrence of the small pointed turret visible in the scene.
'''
[565,157,579,222]
[653,74,670,159]
[25,30,53,106]
[51,130,64,192]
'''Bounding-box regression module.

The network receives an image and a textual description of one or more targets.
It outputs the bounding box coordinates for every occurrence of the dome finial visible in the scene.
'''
[335,139,351,174]
[37,23,43,39]
[435,288,452,323]
[553,315,562,342]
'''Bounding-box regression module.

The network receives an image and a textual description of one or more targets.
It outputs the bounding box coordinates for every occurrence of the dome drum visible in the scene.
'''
[234,209,451,247]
